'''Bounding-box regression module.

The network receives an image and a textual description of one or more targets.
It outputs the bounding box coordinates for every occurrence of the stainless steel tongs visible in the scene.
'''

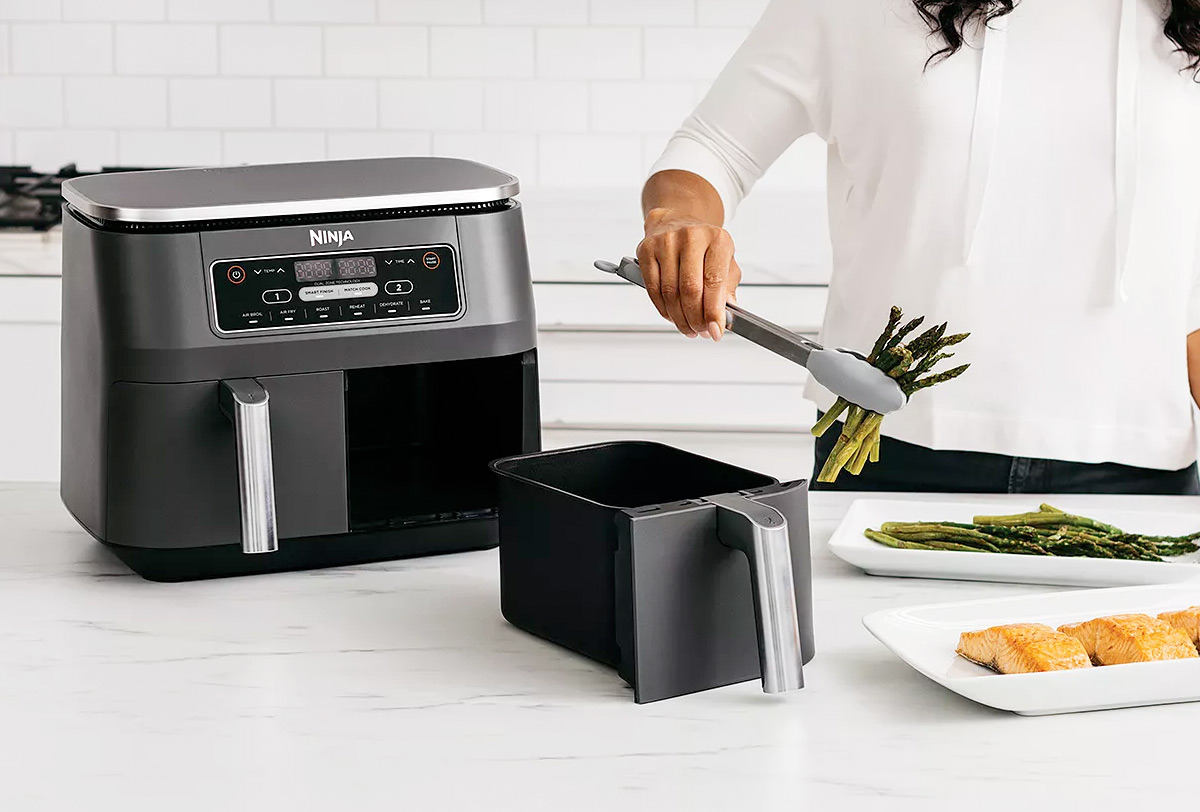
[595,257,907,415]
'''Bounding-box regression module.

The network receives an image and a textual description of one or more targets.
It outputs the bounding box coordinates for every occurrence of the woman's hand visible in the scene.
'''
[637,206,742,340]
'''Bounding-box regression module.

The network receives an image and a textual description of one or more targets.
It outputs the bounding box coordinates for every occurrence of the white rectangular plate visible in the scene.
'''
[863,584,1200,715]
[828,499,1200,587]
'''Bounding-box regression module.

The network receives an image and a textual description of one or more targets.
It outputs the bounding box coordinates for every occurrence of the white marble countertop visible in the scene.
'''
[4,484,1200,809]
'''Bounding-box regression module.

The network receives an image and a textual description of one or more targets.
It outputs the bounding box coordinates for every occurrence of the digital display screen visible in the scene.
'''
[295,258,334,281]
[336,256,377,279]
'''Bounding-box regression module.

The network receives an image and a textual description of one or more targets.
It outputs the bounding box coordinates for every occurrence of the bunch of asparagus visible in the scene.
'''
[865,505,1200,562]
[811,306,971,483]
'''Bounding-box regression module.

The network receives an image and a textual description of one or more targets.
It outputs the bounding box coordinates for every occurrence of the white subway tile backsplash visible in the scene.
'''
[274,79,377,129]
[166,0,268,21]
[539,133,642,187]
[483,0,587,25]
[327,131,432,160]
[379,0,482,25]
[116,24,217,75]
[485,80,587,133]
[1,78,64,127]
[590,80,699,133]
[537,28,640,80]
[433,132,536,183]
[65,77,166,127]
[589,0,696,26]
[644,27,746,80]
[696,0,770,27]
[324,26,427,77]
[0,1,62,20]
[5,4,780,193]
[169,78,271,127]
[63,0,165,21]
[118,128,220,165]
[14,129,117,171]
[219,25,321,76]
[431,27,534,78]
[223,130,325,164]
[11,23,113,76]
[380,79,484,131]
[272,0,376,23]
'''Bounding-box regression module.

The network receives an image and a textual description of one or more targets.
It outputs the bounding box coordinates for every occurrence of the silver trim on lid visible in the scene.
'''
[61,157,520,225]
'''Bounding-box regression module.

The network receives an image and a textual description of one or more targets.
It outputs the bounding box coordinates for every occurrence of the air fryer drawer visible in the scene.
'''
[105,372,348,549]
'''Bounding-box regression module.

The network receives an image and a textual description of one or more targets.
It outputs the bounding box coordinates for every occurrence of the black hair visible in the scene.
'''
[914,0,1200,76]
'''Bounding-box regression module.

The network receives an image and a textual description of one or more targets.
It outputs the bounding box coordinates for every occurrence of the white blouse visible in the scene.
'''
[650,0,1200,470]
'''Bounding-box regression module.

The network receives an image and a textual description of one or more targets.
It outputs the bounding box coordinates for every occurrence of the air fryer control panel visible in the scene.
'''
[210,243,462,335]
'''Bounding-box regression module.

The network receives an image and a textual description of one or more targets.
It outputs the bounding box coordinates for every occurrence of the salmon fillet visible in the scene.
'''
[1058,614,1199,665]
[1157,607,1200,647]
[956,623,1092,674]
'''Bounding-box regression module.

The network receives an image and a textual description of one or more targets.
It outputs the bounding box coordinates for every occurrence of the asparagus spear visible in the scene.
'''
[868,306,903,362]
[972,510,1123,536]
[864,529,980,552]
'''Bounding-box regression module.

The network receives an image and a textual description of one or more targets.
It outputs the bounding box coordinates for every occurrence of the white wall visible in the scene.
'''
[0,0,828,193]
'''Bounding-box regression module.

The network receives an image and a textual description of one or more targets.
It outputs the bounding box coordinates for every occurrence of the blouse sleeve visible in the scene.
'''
[647,0,826,221]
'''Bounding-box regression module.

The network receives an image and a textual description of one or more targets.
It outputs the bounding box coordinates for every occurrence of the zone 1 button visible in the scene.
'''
[384,280,414,295]
[262,289,292,305]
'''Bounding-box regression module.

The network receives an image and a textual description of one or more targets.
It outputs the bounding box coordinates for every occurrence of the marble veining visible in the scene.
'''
[2,484,1199,810]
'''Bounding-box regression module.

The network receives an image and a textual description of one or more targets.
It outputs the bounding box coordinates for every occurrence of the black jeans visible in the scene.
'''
[811,417,1200,495]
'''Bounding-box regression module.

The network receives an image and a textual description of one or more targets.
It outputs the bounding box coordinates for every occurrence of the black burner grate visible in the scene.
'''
[0,164,166,231]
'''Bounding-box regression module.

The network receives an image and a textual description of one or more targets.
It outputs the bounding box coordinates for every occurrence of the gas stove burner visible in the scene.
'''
[0,163,167,231]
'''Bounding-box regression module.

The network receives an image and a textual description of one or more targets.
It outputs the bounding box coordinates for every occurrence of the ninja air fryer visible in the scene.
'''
[59,157,540,581]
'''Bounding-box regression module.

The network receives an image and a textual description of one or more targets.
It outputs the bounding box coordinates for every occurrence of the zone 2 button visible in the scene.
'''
[384,280,414,295]
[262,289,292,304]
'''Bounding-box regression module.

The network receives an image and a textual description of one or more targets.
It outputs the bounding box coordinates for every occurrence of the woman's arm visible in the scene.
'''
[1189,330,1200,409]
[640,0,823,339]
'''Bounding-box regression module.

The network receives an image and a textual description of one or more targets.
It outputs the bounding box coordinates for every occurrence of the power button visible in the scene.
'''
[227,265,246,284]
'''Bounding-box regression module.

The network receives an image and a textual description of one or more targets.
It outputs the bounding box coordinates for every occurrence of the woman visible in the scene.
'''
[639,0,1200,494]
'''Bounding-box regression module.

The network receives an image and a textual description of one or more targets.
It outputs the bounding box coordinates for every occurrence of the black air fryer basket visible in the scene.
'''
[491,441,814,703]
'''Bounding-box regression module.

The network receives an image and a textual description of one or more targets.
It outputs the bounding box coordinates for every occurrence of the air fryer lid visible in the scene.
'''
[60,156,519,225]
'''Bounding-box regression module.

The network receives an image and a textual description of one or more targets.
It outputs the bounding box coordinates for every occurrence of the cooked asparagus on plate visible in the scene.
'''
[811,305,971,483]
[865,504,1200,562]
